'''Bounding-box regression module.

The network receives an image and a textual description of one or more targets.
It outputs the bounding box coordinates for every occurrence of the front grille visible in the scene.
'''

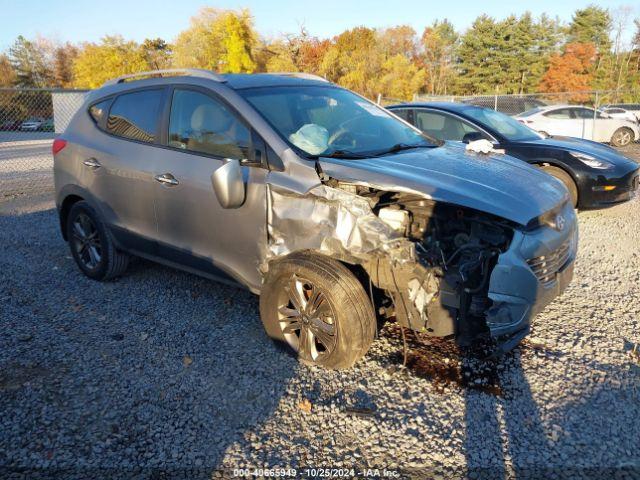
[527,239,572,287]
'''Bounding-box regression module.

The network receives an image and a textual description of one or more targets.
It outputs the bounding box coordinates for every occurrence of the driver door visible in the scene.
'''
[151,87,268,291]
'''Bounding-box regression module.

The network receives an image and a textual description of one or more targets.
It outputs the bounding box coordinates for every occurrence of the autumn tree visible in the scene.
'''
[421,19,458,95]
[172,8,257,73]
[0,54,16,86]
[53,43,79,87]
[72,36,148,88]
[140,38,172,70]
[538,42,596,95]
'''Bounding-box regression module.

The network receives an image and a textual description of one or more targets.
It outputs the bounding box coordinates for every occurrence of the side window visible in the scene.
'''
[89,99,110,125]
[107,89,163,143]
[391,108,414,124]
[573,108,595,119]
[544,109,572,119]
[415,110,483,142]
[168,89,250,160]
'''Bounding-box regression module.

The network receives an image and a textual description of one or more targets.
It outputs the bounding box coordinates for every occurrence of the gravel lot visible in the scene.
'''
[0,144,639,479]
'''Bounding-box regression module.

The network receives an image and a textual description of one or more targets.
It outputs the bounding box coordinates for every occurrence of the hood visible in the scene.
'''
[515,136,637,167]
[319,142,567,226]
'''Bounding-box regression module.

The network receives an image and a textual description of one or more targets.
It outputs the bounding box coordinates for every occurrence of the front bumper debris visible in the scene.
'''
[485,203,578,341]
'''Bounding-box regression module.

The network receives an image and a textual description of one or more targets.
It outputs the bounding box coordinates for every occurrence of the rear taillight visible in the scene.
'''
[52,138,67,155]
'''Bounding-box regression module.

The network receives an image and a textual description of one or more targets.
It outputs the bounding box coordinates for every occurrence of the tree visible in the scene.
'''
[53,43,79,87]
[8,35,53,87]
[140,38,172,70]
[319,27,381,97]
[72,36,148,88]
[172,8,257,73]
[376,54,426,100]
[378,25,417,58]
[0,54,16,86]
[420,19,458,95]
[538,42,596,96]
[569,6,612,54]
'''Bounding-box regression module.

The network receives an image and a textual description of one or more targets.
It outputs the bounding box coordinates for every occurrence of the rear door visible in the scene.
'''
[151,86,268,291]
[540,108,582,137]
[83,88,166,247]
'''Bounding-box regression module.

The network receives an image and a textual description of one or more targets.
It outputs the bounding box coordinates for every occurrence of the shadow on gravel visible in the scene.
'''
[0,207,297,478]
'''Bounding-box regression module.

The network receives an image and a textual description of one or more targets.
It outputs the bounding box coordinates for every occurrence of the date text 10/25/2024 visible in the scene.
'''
[232,468,401,478]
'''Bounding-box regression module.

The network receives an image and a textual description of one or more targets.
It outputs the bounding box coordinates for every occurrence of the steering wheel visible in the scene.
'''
[328,117,361,147]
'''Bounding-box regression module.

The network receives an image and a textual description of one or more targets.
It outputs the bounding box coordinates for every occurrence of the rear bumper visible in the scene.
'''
[579,163,639,208]
[485,203,578,349]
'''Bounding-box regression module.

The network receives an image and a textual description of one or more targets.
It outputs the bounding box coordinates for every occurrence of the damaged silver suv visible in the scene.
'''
[54,69,578,369]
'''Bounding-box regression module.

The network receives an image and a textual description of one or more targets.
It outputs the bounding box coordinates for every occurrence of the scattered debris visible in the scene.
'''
[182,355,193,367]
[110,333,124,341]
[298,398,312,414]
[344,406,376,417]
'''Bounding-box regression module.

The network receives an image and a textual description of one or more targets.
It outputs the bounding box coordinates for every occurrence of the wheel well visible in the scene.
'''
[59,194,84,240]
[535,162,579,205]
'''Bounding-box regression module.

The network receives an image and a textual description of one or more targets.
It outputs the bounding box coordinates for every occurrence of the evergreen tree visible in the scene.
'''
[8,35,53,87]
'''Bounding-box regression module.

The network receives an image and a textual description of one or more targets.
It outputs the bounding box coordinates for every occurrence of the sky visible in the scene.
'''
[0,0,637,51]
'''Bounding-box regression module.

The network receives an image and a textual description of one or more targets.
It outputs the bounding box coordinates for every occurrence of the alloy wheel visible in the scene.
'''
[71,213,102,270]
[277,275,337,361]
[614,129,632,146]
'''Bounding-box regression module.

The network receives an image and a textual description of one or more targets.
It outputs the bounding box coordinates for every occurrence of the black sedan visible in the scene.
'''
[387,102,639,209]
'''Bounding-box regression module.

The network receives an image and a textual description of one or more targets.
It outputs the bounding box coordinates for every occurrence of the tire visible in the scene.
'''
[540,165,578,208]
[66,201,129,281]
[260,251,376,370]
[611,127,633,147]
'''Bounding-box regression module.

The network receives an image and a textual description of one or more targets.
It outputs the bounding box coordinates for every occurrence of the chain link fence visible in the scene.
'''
[411,90,640,116]
[0,88,88,200]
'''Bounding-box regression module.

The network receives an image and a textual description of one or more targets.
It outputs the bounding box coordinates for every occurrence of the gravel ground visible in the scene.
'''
[0,145,639,479]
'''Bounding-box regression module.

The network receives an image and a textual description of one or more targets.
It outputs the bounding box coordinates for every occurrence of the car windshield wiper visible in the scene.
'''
[374,143,436,156]
[310,149,371,159]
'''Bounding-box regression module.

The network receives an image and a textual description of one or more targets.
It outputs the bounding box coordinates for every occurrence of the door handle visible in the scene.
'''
[83,158,101,169]
[154,173,179,186]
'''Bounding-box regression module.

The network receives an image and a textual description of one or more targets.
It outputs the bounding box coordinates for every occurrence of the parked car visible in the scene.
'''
[20,117,44,131]
[54,69,577,369]
[601,107,638,124]
[0,119,22,131]
[515,105,639,147]
[462,96,547,115]
[387,102,640,209]
[39,118,54,132]
[603,103,640,122]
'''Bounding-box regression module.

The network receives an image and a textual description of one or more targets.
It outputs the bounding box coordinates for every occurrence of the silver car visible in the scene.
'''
[54,69,578,369]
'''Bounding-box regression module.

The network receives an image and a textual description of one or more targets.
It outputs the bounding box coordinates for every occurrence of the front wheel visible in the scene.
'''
[611,127,633,147]
[260,252,376,370]
[540,165,578,208]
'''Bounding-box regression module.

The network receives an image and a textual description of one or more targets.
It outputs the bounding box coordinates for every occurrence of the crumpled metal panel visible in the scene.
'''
[265,184,415,266]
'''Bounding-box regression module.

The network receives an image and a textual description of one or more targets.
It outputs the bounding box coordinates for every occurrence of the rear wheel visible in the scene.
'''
[66,201,129,281]
[611,127,633,147]
[540,165,578,208]
[260,252,376,370]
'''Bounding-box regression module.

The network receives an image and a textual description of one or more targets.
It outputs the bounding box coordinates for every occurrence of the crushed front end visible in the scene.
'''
[264,174,578,354]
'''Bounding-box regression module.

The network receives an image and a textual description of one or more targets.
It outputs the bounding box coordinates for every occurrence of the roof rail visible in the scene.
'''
[102,69,226,87]
[267,72,329,83]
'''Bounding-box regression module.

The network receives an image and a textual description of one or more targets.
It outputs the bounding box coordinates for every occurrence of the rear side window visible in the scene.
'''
[544,109,572,119]
[107,89,163,143]
[168,89,250,160]
[89,100,110,124]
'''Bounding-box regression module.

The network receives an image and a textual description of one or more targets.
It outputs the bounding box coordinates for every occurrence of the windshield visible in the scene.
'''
[462,107,542,141]
[240,86,438,157]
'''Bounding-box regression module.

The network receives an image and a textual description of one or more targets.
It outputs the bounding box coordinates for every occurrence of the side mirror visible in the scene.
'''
[462,131,484,143]
[211,158,245,209]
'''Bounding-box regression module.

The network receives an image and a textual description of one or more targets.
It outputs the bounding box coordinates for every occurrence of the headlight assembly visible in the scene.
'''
[570,151,613,170]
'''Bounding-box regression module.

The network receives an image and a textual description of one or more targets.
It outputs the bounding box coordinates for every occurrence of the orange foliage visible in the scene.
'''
[539,42,596,94]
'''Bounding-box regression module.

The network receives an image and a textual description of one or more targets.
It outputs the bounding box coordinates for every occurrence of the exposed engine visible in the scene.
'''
[346,185,515,344]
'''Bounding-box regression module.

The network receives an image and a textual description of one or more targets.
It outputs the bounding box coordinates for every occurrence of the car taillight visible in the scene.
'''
[52,138,67,155]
